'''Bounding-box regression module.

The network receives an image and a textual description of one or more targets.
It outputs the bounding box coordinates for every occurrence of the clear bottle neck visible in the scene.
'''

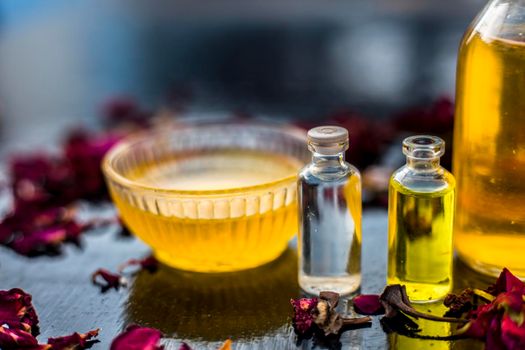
[308,141,349,177]
[406,156,441,172]
[311,151,346,169]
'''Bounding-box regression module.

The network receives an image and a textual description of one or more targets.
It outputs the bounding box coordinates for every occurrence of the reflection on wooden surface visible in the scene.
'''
[0,208,501,348]
[126,248,299,341]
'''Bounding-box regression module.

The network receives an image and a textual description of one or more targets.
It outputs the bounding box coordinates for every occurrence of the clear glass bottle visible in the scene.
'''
[298,126,362,296]
[387,136,455,302]
[454,0,525,277]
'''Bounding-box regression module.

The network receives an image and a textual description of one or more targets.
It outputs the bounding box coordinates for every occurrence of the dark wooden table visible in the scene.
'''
[0,207,492,349]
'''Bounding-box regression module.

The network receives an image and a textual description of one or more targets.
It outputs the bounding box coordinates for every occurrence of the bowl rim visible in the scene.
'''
[102,119,308,197]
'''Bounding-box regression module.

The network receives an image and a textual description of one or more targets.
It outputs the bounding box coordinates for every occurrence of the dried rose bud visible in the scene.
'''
[290,297,318,334]
[443,288,474,318]
[313,292,344,336]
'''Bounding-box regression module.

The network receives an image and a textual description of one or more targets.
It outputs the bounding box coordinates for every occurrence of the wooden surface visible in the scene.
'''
[0,207,492,349]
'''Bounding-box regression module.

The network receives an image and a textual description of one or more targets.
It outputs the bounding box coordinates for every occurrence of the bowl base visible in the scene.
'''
[153,245,290,273]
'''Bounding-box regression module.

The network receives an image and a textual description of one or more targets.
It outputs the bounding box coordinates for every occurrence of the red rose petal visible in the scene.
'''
[91,269,127,292]
[179,343,192,350]
[0,325,39,348]
[486,315,506,350]
[47,328,99,349]
[0,288,39,334]
[495,291,524,313]
[64,130,121,199]
[118,256,158,274]
[102,96,150,127]
[501,314,525,350]
[488,268,525,296]
[11,227,68,255]
[110,325,163,350]
[353,294,385,315]
[464,303,497,339]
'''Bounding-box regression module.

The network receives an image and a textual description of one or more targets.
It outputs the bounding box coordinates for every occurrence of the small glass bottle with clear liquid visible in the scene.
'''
[298,126,362,296]
[387,136,455,302]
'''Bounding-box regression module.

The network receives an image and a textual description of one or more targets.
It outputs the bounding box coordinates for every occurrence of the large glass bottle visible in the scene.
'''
[454,0,525,276]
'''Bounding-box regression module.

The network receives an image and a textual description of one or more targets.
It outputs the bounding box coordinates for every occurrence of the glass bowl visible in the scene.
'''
[102,121,309,272]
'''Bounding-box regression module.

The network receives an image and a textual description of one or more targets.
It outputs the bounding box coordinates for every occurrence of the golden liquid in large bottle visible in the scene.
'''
[111,150,302,272]
[387,181,455,302]
[454,31,525,276]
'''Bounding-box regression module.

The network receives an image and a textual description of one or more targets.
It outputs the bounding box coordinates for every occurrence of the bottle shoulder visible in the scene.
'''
[299,161,361,184]
[390,165,455,195]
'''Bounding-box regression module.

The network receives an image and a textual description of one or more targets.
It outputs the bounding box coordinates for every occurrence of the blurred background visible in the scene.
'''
[0,0,485,153]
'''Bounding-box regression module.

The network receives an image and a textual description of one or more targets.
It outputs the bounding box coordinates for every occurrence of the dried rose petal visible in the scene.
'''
[64,130,121,199]
[290,297,318,334]
[0,325,39,347]
[501,314,525,350]
[10,221,86,256]
[31,207,76,229]
[353,294,385,315]
[379,285,464,323]
[486,315,506,350]
[10,154,76,208]
[313,297,343,336]
[102,96,150,127]
[458,290,524,347]
[0,288,39,334]
[495,291,524,313]
[218,339,232,350]
[91,269,127,291]
[11,226,68,255]
[118,256,158,274]
[110,325,163,350]
[461,303,497,339]
[394,96,454,134]
[46,329,99,349]
[487,268,525,296]
[178,340,231,350]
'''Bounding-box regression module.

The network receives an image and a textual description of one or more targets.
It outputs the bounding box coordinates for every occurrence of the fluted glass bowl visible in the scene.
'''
[102,121,309,272]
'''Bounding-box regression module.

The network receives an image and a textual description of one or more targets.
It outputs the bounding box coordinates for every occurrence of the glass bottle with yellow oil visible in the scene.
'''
[387,136,455,302]
[454,0,525,277]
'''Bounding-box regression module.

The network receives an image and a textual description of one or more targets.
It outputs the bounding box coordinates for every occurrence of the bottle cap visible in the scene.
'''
[307,126,348,144]
[307,126,349,154]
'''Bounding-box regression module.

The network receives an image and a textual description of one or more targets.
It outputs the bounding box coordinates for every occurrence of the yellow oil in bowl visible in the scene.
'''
[103,123,309,272]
